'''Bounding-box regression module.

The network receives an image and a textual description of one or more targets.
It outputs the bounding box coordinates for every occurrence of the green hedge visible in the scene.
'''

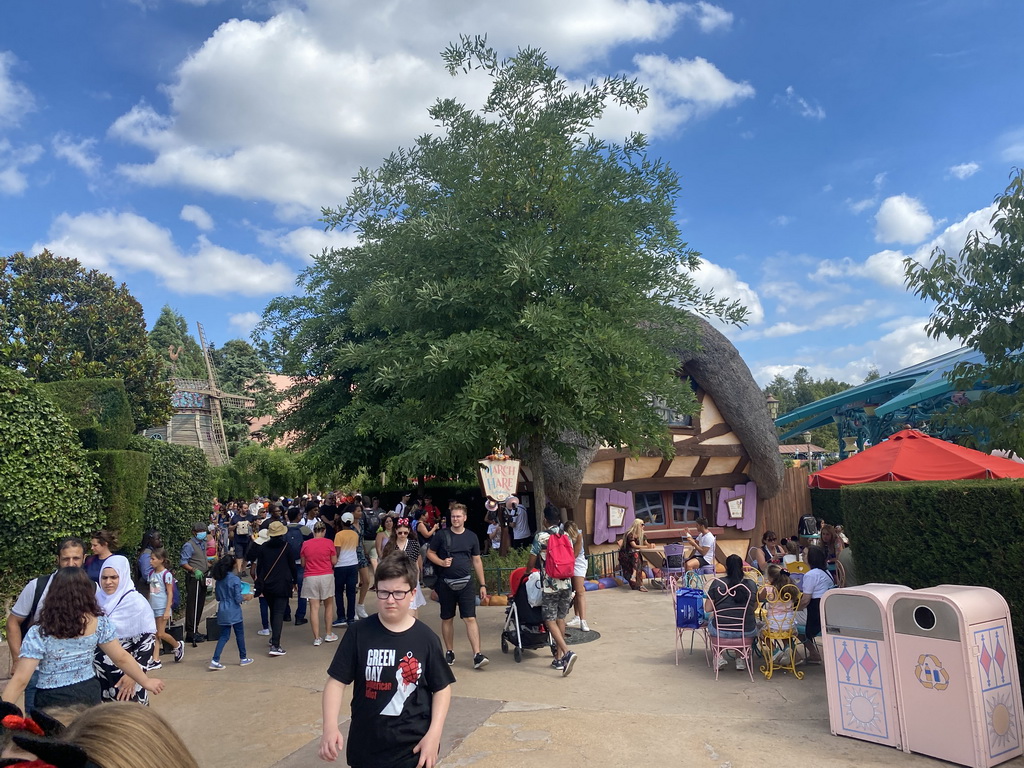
[810,487,843,526]
[41,378,134,450]
[0,368,103,618]
[89,449,151,551]
[128,436,212,562]
[842,480,1024,682]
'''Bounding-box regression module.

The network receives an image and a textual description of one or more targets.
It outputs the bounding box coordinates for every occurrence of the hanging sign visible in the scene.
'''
[478,452,520,502]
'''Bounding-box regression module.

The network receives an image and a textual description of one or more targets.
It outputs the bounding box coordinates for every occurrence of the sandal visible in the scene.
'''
[638,585,649,592]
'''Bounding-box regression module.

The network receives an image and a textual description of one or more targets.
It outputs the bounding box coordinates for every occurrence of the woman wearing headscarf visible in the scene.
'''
[94,555,158,704]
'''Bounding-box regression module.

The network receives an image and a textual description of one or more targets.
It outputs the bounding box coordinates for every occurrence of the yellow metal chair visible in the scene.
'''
[758,584,804,681]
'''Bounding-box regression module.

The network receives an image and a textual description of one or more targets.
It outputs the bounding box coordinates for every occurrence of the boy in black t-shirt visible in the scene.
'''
[320,553,455,767]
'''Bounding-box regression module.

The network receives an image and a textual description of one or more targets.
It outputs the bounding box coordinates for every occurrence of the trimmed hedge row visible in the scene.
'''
[810,487,843,526]
[0,368,103,618]
[842,480,1024,683]
[89,449,151,552]
[128,436,213,562]
[41,379,134,450]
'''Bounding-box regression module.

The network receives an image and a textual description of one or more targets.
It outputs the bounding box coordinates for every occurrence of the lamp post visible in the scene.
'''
[802,430,813,471]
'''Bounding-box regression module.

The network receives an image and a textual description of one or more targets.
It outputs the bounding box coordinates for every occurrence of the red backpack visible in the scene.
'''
[544,527,576,580]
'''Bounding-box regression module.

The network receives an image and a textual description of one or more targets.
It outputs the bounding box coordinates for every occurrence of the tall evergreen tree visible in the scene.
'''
[148,305,207,379]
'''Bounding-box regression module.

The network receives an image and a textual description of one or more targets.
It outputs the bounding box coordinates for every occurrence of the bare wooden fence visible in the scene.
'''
[753,465,812,545]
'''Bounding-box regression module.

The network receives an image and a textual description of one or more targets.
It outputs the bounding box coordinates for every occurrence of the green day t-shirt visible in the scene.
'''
[327,615,456,768]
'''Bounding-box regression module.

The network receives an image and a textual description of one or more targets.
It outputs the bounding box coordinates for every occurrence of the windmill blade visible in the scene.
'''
[197,321,229,462]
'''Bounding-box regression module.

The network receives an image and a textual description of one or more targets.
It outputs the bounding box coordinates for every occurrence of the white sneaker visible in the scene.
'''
[735,657,746,670]
[257,628,271,636]
[579,620,590,633]
[717,656,728,670]
[313,637,323,647]
[355,604,368,619]
[566,616,582,629]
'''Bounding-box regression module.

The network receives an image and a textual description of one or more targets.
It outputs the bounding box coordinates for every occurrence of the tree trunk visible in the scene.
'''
[542,430,600,528]
[525,434,548,534]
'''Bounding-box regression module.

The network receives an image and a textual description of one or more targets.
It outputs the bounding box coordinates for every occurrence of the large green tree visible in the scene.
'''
[147,305,207,379]
[0,251,171,430]
[262,39,745,521]
[905,168,1024,452]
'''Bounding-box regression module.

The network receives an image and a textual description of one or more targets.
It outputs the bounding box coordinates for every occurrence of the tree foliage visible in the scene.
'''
[763,367,851,449]
[905,168,1024,452]
[261,38,746,495]
[148,305,207,379]
[211,444,305,500]
[0,251,172,430]
[0,367,103,610]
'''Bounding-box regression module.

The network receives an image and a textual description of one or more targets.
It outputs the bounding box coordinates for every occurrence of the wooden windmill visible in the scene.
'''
[147,322,253,466]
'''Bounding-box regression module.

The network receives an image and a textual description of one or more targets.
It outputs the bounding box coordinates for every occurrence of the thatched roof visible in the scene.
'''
[673,316,784,499]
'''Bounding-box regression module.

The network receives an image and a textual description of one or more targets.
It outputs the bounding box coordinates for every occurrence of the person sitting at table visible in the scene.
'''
[758,564,802,665]
[618,519,654,592]
[749,530,785,573]
[796,547,831,664]
[704,554,757,670]
[820,524,844,570]
[782,538,801,566]
[684,517,715,572]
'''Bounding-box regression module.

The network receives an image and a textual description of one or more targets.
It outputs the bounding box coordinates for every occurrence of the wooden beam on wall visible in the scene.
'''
[580,472,750,494]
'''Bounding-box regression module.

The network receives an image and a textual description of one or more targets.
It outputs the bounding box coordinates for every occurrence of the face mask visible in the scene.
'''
[196,532,207,540]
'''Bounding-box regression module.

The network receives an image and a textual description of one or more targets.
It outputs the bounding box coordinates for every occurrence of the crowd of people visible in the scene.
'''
[1,490,585,768]
[4,492,854,767]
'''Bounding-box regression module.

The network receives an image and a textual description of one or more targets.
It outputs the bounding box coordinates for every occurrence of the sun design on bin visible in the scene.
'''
[986,691,1019,753]
[841,686,884,735]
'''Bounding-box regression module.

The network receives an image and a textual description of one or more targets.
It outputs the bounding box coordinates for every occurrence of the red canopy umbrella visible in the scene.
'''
[808,429,1024,489]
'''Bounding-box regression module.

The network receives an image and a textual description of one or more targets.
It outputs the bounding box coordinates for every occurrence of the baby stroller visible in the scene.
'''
[500,567,556,663]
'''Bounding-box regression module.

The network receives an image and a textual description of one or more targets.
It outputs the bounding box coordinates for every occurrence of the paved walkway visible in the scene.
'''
[6,585,1024,767]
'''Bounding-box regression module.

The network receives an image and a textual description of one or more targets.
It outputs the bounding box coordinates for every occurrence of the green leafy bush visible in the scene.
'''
[89,449,151,551]
[842,480,1024,681]
[40,378,134,450]
[128,436,212,562]
[0,368,103,615]
[810,487,843,526]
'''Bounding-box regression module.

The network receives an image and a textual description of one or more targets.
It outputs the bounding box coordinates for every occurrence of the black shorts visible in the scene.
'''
[437,578,476,620]
[805,597,822,639]
[233,540,248,559]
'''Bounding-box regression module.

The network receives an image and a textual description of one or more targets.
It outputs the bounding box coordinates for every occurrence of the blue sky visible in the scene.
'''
[2,0,1022,385]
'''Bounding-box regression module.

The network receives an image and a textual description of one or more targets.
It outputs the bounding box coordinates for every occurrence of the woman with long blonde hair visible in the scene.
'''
[62,702,199,768]
[618,518,652,591]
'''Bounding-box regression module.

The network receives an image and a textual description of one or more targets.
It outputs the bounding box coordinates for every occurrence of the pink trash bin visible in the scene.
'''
[822,583,911,750]
[890,585,1024,767]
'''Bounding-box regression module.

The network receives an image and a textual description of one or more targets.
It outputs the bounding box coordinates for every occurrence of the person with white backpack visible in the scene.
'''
[230,506,258,574]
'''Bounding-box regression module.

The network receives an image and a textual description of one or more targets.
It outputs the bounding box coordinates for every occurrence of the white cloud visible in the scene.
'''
[107,3,746,216]
[34,210,293,296]
[811,203,996,288]
[595,54,753,137]
[948,162,980,180]
[772,215,792,226]
[874,194,935,244]
[777,85,825,120]
[52,133,101,176]
[686,2,733,32]
[873,172,887,190]
[0,139,43,195]
[180,204,214,231]
[999,128,1024,163]
[833,316,963,373]
[0,52,35,127]
[228,311,261,334]
[256,225,359,262]
[847,197,876,214]
[691,259,764,325]
[736,298,896,341]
